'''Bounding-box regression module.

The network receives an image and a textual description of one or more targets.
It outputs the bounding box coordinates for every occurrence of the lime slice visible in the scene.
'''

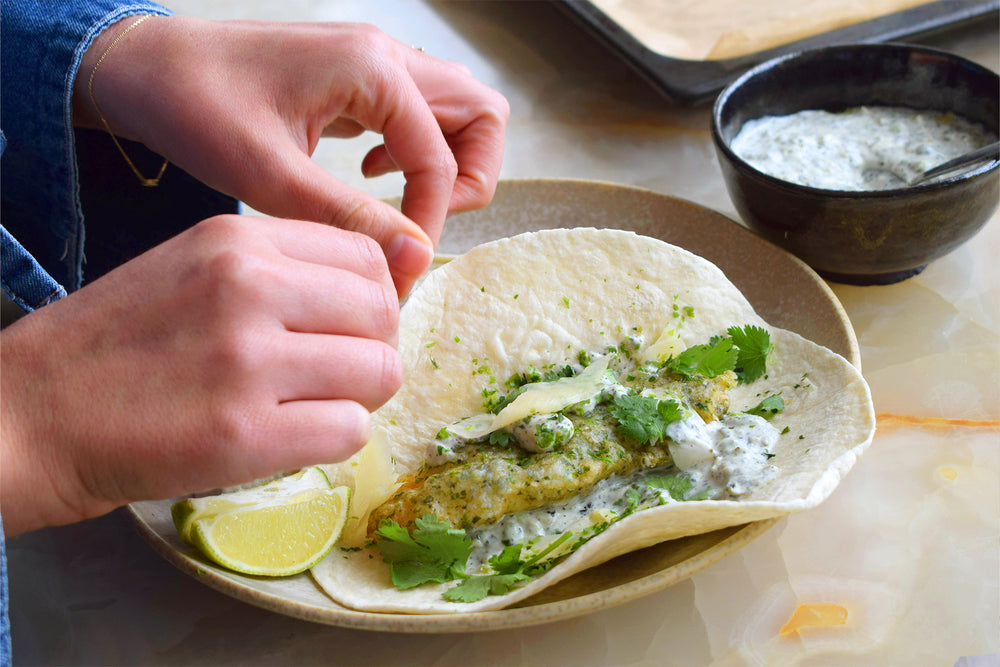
[172,467,331,544]
[188,485,350,577]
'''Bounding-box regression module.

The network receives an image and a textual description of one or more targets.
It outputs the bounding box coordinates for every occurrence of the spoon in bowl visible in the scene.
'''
[908,140,1000,186]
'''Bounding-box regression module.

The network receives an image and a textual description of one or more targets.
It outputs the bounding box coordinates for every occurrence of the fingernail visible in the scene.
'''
[386,233,433,276]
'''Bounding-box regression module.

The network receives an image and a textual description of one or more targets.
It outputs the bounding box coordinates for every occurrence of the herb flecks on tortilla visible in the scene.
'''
[369,327,782,602]
[310,228,876,615]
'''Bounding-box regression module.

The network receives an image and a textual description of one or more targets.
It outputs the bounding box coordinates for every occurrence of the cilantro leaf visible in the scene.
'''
[643,472,711,501]
[488,430,516,447]
[490,544,527,574]
[746,394,784,419]
[609,395,682,445]
[621,487,643,515]
[374,515,472,589]
[644,472,695,500]
[442,543,547,602]
[727,325,773,384]
[667,337,738,378]
[443,572,532,602]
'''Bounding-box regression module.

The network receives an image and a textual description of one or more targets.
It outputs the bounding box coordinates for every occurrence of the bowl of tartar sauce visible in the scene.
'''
[711,43,999,285]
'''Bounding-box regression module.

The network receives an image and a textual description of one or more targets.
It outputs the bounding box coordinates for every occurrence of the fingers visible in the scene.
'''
[256,399,373,472]
[186,216,405,471]
[348,49,459,247]
[267,333,402,407]
[247,147,434,296]
[322,117,366,138]
[362,49,510,216]
[196,215,399,340]
[257,241,400,344]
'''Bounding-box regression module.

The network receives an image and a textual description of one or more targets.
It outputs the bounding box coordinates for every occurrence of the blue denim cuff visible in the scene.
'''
[1,0,172,293]
[0,516,10,667]
[1,226,67,312]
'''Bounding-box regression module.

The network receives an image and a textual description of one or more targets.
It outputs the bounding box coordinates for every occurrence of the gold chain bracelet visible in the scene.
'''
[87,15,168,187]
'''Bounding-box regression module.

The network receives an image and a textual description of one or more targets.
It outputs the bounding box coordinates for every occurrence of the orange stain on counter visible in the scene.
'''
[875,414,1000,431]
[779,603,849,636]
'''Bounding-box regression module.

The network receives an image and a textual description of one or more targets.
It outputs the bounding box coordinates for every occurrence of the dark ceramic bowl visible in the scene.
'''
[711,43,999,285]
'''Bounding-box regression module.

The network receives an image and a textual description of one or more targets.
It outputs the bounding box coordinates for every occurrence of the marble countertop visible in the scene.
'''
[8,1,998,665]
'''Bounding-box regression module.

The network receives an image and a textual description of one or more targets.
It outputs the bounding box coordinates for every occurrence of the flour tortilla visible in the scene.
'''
[312,228,874,613]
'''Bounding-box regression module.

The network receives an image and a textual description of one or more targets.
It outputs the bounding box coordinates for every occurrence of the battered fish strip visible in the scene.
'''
[368,370,736,533]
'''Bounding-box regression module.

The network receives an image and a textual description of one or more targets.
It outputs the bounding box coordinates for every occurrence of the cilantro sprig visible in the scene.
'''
[609,395,682,445]
[443,536,569,603]
[374,515,471,590]
[664,324,773,384]
[666,337,738,378]
[375,514,609,603]
[375,514,555,603]
[727,325,773,384]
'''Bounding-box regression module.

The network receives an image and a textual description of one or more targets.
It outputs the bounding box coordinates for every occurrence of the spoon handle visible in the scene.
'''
[910,140,1000,185]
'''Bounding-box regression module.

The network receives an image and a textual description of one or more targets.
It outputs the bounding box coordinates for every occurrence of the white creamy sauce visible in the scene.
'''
[465,412,778,570]
[731,105,997,191]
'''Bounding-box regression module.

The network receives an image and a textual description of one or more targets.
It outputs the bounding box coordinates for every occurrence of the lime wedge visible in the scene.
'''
[188,485,350,577]
[172,466,331,544]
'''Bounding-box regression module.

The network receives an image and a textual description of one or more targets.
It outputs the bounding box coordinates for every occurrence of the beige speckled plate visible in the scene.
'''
[127,179,859,633]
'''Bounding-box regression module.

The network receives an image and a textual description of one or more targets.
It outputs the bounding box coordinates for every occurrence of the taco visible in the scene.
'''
[312,228,874,613]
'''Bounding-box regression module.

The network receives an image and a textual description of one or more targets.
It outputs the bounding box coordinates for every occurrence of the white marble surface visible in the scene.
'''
[8,1,999,665]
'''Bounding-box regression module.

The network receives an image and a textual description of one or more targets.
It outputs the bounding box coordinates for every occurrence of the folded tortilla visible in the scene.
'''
[312,228,875,613]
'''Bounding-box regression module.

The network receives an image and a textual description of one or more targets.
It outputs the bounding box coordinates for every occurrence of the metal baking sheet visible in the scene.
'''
[556,0,999,105]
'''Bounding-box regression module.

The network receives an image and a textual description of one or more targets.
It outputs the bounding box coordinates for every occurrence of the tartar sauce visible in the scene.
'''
[730,105,997,191]
[466,411,778,570]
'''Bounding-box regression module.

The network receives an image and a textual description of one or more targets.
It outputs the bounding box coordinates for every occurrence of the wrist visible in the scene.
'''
[0,320,94,535]
[72,14,170,138]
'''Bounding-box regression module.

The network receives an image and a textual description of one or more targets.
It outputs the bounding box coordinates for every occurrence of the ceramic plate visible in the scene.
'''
[127,179,859,633]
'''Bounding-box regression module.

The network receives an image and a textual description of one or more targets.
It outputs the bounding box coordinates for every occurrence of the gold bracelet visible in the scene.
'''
[87,15,168,187]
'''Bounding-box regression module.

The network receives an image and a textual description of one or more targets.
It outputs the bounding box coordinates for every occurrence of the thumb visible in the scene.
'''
[241,143,434,297]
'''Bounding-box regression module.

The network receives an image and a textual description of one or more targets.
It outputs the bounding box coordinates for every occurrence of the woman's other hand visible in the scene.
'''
[0,216,401,536]
[74,17,510,296]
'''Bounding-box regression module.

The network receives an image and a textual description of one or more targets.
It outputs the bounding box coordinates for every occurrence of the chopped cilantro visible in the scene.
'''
[488,386,524,414]
[747,394,784,419]
[542,365,575,382]
[609,395,682,445]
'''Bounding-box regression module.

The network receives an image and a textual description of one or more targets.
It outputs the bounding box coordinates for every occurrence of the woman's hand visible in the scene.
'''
[0,216,401,536]
[74,16,510,296]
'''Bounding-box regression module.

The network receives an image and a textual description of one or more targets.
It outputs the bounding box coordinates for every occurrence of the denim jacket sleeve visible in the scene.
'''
[0,0,171,311]
[1,4,171,665]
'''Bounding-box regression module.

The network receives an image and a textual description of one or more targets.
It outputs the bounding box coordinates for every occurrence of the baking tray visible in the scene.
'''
[556,0,999,105]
